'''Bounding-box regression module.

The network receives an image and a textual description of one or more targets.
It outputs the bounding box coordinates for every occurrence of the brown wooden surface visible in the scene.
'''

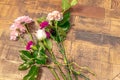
[0,0,120,80]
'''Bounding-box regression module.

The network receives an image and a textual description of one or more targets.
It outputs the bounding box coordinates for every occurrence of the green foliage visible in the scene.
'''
[58,11,70,32]
[71,0,78,6]
[19,62,31,70]
[62,0,71,11]
[62,0,78,12]
[35,53,47,64]
[58,11,70,26]
[51,11,71,43]
[31,46,37,50]
[33,50,48,64]
[44,39,52,50]
[19,50,34,70]
[19,50,33,61]
[38,42,45,51]
[23,65,39,80]
[32,42,48,65]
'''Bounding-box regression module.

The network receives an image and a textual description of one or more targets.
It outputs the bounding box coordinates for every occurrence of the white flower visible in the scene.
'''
[47,11,63,21]
[36,29,46,40]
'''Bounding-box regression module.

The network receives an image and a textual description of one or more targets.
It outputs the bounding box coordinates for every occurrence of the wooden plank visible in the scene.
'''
[111,0,120,9]
[0,0,120,80]
[71,5,105,19]
[71,17,110,34]
[78,0,111,9]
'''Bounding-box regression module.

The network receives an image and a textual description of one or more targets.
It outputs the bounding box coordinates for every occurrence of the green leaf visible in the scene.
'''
[38,42,45,51]
[58,11,70,26]
[37,17,46,23]
[35,53,47,64]
[19,50,32,61]
[31,46,37,50]
[44,39,52,50]
[59,21,71,32]
[19,59,34,70]
[23,65,39,80]
[62,0,71,11]
[71,0,78,6]
[33,50,47,64]
[19,62,30,70]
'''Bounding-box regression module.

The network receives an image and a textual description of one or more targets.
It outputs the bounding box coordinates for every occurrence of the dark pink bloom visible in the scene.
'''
[40,21,49,29]
[26,41,34,50]
[46,31,50,38]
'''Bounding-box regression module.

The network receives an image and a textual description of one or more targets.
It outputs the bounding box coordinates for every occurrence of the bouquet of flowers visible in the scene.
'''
[10,0,94,80]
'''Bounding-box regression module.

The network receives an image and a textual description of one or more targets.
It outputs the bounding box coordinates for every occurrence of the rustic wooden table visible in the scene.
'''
[0,0,120,80]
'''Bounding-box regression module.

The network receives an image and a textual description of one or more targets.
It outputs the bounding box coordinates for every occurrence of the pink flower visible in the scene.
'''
[10,23,26,33]
[40,21,49,29]
[10,24,18,31]
[16,24,26,33]
[47,11,63,21]
[10,35,17,40]
[10,16,33,40]
[26,41,34,50]
[14,16,33,24]
[10,30,19,40]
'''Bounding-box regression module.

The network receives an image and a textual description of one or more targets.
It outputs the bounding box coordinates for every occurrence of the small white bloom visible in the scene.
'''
[36,29,46,40]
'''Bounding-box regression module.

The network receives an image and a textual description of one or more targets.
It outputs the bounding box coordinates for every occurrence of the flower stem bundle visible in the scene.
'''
[9,0,95,80]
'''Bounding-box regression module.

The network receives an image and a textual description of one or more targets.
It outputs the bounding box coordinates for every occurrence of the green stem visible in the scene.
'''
[35,56,60,80]
[19,34,27,45]
[24,24,34,41]
[48,67,60,80]
[48,50,67,80]
[54,21,72,80]
[59,42,72,80]
[42,40,66,80]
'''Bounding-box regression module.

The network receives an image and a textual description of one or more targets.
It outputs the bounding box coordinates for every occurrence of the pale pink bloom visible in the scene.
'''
[10,30,19,40]
[10,23,25,33]
[16,24,26,33]
[10,16,33,40]
[46,13,54,21]
[14,16,33,24]
[47,11,63,21]
[52,11,63,21]
[10,24,18,31]
[10,35,17,40]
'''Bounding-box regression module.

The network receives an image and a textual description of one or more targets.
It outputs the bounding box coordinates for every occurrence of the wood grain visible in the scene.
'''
[0,0,120,80]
